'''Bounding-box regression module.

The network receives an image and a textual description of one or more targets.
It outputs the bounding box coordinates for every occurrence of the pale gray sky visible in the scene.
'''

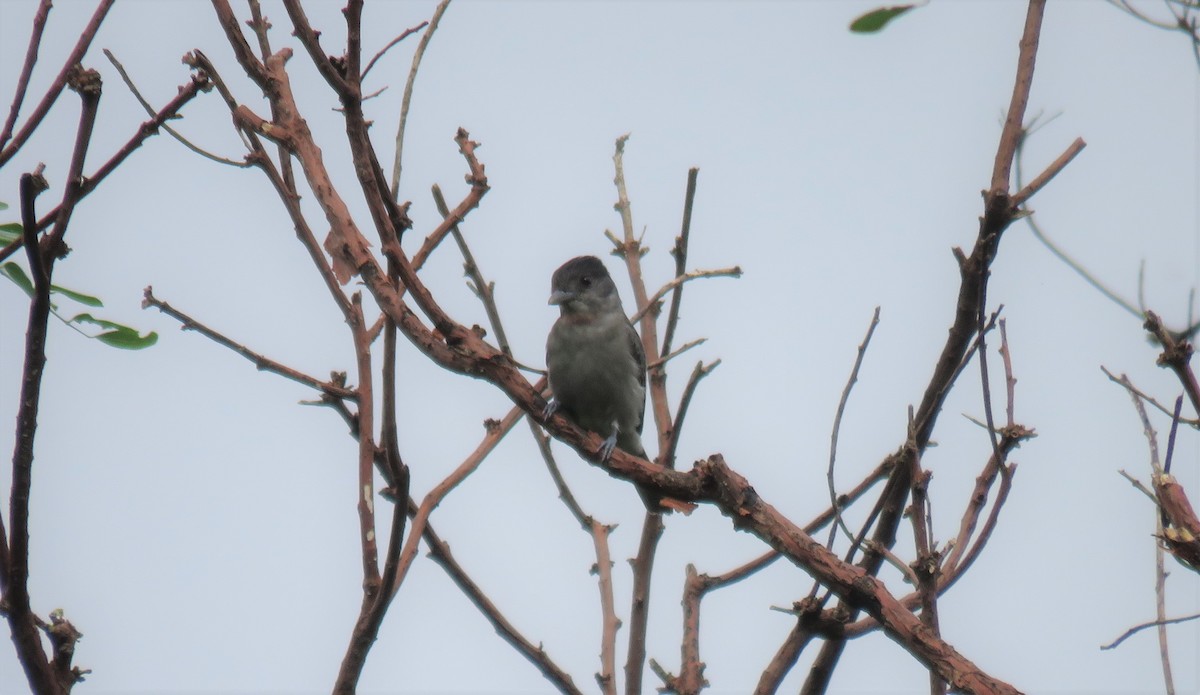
[1,1,1198,693]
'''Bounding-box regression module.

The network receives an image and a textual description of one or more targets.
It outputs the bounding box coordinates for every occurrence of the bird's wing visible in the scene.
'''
[626,318,647,434]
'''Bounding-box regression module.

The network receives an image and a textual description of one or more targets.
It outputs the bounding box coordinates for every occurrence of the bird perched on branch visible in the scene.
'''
[544,255,688,514]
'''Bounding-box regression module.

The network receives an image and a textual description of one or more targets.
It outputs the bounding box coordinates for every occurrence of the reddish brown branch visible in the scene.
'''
[6,170,57,695]
[1145,311,1200,417]
[671,565,708,694]
[0,0,52,152]
[754,600,825,694]
[1154,470,1200,573]
[611,134,672,458]
[362,21,429,80]
[826,307,882,547]
[200,13,1024,688]
[387,406,526,598]
[1,74,209,264]
[1102,613,1200,651]
[0,0,113,167]
[802,5,1056,687]
[410,131,490,270]
[332,295,384,695]
[592,521,620,695]
[141,287,357,399]
[420,510,585,695]
[281,0,351,97]
[390,0,451,200]
[349,295,381,587]
[661,167,699,358]
[3,66,102,695]
[625,513,665,695]
[662,360,719,471]
[1011,137,1086,207]
[991,0,1046,193]
[209,0,270,90]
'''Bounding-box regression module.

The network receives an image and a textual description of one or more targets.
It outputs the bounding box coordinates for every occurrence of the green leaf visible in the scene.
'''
[3,262,105,306]
[50,283,103,307]
[0,201,9,210]
[69,313,158,349]
[1,261,34,297]
[850,5,915,33]
[0,222,21,245]
[94,328,158,350]
[69,313,124,330]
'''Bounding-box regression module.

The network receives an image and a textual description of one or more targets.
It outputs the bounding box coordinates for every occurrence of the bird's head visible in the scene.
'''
[549,255,622,317]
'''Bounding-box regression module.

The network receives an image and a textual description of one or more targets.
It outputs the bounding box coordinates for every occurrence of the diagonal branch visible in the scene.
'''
[141,287,356,400]
[0,0,52,152]
[0,0,114,167]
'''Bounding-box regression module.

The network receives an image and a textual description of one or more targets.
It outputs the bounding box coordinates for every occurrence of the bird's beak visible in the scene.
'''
[548,289,574,306]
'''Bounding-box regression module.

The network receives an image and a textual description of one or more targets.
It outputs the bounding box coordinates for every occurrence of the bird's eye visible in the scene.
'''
[580,276,592,287]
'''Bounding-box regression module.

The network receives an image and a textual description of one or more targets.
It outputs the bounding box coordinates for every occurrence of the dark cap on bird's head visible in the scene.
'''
[548,255,618,310]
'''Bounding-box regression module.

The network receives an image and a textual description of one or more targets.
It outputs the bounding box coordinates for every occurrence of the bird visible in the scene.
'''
[544,255,668,512]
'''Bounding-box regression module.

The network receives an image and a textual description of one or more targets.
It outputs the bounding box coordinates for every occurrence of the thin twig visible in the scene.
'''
[990,0,1047,193]
[0,0,52,152]
[647,337,707,371]
[103,49,245,167]
[386,405,526,598]
[420,507,586,695]
[1145,312,1200,418]
[661,360,720,470]
[141,287,357,400]
[661,168,699,358]
[362,22,429,80]
[433,183,511,353]
[433,180,622,687]
[628,266,743,324]
[1101,613,1200,650]
[391,0,451,199]
[1119,470,1160,504]
[0,74,210,264]
[826,307,882,548]
[1011,136,1086,207]
[1154,512,1176,695]
[1101,366,1200,427]
[0,0,114,167]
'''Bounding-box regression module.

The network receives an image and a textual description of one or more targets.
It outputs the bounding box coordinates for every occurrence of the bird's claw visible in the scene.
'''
[542,398,560,421]
[599,433,618,462]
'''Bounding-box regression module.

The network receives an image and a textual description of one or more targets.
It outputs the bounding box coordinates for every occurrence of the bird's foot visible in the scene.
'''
[542,398,560,421]
[598,432,618,462]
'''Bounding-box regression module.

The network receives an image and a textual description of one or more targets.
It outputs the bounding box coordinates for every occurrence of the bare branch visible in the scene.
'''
[628,266,743,324]
[0,0,114,167]
[1,73,210,264]
[141,287,357,400]
[362,21,429,81]
[661,167,699,358]
[103,49,244,167]
[1011,136,1086,207]
[0,0,52,152]
[1144,311,1200,416]
[826,307,882,548]
[990,0,1046,193]
[1102,366,1200,428]
[391,0,451,199]
[1101,613,1200,650]
[420,507,586,695]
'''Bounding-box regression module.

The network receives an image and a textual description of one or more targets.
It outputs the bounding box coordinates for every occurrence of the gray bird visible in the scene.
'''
[544,255,662,511]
